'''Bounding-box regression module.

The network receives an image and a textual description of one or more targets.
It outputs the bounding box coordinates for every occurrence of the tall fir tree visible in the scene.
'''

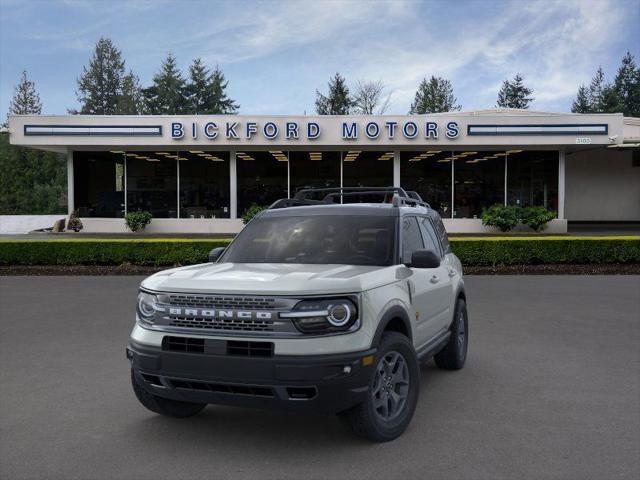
[496,74,534,109]
[409,76,460,114]
[571,85,591,113]
[75,37,126,114]
[613,51,640,117]
[207,65,239,114]
[8,70,42,117]
[315,73,353,115]
[587,67,607,111]
[116,71,144,114]
[1,72,66,215]
[143,53,188,114]
[185,59,239,114]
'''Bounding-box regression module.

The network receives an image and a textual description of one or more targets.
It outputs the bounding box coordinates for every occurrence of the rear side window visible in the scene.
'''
[419,217,442,257]
[401,217,424,263]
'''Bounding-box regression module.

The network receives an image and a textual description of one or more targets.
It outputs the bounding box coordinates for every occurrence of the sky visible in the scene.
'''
[0,0,638,117]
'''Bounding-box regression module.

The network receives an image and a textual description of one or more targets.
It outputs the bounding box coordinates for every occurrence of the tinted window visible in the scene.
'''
[432,215,451,253]
[419,217,441,256]
[401,217,424,263]
[221,215,396,266]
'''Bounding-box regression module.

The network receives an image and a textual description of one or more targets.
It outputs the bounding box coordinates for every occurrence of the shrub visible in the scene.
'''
[521,206,556,232]
[242,204,268,225]
[125,211,153,232]
[481,205,520,232]
[0,237,637,267]
[66,210,83,232]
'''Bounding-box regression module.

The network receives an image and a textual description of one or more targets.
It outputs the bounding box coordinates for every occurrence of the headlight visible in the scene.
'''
[281,298,358,334]
[137,291,158,325]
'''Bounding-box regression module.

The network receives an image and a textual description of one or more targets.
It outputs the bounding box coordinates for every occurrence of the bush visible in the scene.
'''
[0,237,637,267]
[125,211,153,232]
[481,205,520,232]
[66,210,83,232]
[242,204,268,225]
[521,206,557,232]
[482,204,556,232]
[0,239,233,266]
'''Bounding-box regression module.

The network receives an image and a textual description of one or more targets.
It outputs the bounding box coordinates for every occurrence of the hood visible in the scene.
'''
[141,262,401,295]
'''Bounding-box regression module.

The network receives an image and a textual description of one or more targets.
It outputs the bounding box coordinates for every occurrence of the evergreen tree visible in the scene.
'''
[116,71,144,115]
[613,51,640,117]
[75,37,126,114]
[409,76,460,114]
[571,85,591,113]
[8,70,42,116]
[207,65,239,114]
[315,73,353,115]
[1,73,66,214]
[143,53,188,114]
[587,67,607,112]
[496,73,534,109]
[185,59,239,114]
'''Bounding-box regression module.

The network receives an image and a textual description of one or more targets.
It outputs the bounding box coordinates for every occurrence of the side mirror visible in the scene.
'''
[208,247,226,263]
[408,249,440,269]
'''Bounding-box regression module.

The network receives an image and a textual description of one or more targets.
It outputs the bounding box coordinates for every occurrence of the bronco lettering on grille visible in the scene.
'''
[168,308,274,320]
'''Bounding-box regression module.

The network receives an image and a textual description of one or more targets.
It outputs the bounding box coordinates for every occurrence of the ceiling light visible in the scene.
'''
[427,150,442,154]
[146,158,160,162]
[155,152,170,155]
[507,150,523,154]
[135,156,148,159]
[437,159,450,163]
[110,150,125,154]
[125,153,137,157]
[189,150,204,154]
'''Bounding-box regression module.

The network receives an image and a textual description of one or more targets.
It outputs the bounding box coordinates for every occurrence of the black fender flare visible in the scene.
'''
[371,305,413,348]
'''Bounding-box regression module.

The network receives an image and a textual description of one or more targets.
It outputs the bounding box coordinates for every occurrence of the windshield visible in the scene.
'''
[221,215,397,266]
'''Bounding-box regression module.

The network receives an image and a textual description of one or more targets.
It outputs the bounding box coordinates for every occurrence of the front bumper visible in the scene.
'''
[128,339,376,414]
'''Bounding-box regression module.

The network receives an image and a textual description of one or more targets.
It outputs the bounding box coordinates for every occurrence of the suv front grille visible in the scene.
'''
[167,294,278,310]
[168,379,275,397]
[168,316,274,332]
[227,340,274,357]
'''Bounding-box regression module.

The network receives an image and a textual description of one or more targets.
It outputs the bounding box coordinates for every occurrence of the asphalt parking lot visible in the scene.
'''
[1,275,638,480]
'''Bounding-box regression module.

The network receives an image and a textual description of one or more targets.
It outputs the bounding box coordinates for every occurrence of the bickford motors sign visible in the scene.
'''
[171,119,461,141]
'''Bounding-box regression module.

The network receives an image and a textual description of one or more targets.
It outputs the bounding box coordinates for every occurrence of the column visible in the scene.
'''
[393,150,400,188]
[558,149,566,219]
[230,150,237,219]
[66,149,74,215]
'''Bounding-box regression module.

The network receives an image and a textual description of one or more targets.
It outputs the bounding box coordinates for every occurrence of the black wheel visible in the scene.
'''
[339,332,419,442]
[131,369,206,418]
[434,298,468,370]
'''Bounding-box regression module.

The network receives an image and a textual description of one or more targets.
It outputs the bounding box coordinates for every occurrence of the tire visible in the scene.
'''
[131,369,206,418]
[434,298,468,370]
[339,332,419,442]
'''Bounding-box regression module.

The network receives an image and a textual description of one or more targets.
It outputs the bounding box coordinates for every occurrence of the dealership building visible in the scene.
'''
[7,109,640,233]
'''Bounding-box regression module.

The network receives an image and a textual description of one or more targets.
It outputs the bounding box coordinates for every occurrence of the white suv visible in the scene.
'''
[127,187,468,442]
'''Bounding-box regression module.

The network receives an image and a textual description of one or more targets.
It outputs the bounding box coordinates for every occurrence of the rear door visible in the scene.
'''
[401,216,450,347]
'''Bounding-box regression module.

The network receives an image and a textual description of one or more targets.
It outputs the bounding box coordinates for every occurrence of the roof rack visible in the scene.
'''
[269,186,431,210]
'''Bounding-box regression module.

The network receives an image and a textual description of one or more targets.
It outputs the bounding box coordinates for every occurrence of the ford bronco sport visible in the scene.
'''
[127,187,468,442]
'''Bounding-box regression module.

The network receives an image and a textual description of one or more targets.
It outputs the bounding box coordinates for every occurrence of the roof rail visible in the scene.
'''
[268,186,431,210]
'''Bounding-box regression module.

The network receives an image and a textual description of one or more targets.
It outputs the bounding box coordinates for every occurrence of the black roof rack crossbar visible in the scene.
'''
[268,186,430,210]
[293,186,409,201]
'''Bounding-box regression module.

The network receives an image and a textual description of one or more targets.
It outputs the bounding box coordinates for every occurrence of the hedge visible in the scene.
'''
[0,237,638,266]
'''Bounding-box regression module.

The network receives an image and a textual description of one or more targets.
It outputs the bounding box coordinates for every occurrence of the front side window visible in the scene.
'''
[401,217,424,263]
[419,217,441,257]
[221,215,396,266]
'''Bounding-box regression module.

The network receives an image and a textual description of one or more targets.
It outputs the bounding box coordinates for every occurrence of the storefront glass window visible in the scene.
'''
[178,151,230,218]
[400,151,452,217]
[453,151,505,218]
[73,151,125,217]
[507,150,558,212]
[126,152,177,218]
[342,150,394,202]
[289,151,340,199]
[236,150,288,217]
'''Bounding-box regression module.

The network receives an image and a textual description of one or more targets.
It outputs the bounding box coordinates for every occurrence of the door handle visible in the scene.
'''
[430,275,440,284]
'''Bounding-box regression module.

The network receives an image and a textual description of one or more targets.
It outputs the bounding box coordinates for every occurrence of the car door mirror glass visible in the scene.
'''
[408,249,440,269]
[208,247,226,263]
